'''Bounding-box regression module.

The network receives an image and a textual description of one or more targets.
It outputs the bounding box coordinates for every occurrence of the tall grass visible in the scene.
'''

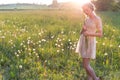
[0,10,120,80]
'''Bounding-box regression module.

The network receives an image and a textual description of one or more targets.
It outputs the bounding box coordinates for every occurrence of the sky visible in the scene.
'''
[0,0,75,5]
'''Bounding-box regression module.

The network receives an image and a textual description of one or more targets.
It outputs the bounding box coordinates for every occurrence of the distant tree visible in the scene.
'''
[110,1,120,11]
[93,0,115,11]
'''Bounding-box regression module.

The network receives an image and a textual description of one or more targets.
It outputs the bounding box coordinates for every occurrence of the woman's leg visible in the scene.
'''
[83,58,99,80]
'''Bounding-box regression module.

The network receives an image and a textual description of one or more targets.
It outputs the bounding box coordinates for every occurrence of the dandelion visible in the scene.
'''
[39,41,41,43]
[68,39,71,42]
[104,53,108,56]
[61,43,63,46]
[19,65,22,69]
[113,29,115,32]
[58,45,61,48]
[20,43,23,46]
[15,52,17,55]
[110,44,113,47]
[42,48,44,51]
[16,54,19,57]
[63,38,65,41]
[29,53,31,55]
[37,56,39,58]
[102,43,105,46]
[96,41,98,43]
[38,32,42,36]
[61,31,64,34]
[1,59,3,62]
[62,49,64,51]
[55,43,58,46]
[51,35,54,39]
[39,45,41,47]
[18,50,21,53]
[73,31,76,34]
[33,49,36,51]
[1,36,5,39]
[72,48,75,50]
[69,42,72,45]
[119,45,120,48]
[42,39,46,42]
[104,37,107,40]
[57,50,60,53]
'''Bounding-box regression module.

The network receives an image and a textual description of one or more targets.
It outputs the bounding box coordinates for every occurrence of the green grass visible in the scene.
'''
[0,10,120,80]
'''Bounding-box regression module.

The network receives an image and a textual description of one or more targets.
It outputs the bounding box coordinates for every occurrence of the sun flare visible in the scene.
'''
[71,0,91,6]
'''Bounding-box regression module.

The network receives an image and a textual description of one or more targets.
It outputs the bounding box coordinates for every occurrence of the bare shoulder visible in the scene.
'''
[94,16,102,24]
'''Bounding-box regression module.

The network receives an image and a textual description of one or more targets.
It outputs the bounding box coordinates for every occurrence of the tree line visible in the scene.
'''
[92,0,120,11]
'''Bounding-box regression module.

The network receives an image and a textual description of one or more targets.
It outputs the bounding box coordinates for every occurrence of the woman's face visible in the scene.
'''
[82,6,92,16]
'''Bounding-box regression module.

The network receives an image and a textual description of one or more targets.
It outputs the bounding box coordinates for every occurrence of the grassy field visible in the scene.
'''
[0,10,120,80]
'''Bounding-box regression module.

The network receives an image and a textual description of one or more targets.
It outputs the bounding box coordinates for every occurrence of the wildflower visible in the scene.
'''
[72,48,75,50]
[1,59,3,62]
[42,39,46,42]
[96,41,98,43]
[57,50,60,53]
[113,29,115,32]
[1,36,5,39]
[15,52,17,55]
[39,45,41,47]
[61,43,63,46]
[104,53,108,56]
[55,43,58,46]
[58,45,61,48]
[62,49,64,51]
[61,31,64,34]
[29,53,31,55]
[20,43,23,46]
[19,65,22,69]
[119,45,120,48]
[37,56,39,58]
[16,54,19,57]
[102,43,105,46]
[41,48,44,51]
[110,44,113,47]
[68,39,71,42]
[18,50,21,53]
[51,35,54,39]
[38,33,42,36]
[33,49,36,51]
[70,42,72,45]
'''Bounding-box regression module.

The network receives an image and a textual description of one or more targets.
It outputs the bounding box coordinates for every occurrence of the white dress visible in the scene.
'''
[76,17,102,59]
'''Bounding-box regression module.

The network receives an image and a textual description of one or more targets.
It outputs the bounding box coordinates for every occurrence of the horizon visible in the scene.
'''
[0,0,92,5]
[0,0,75,5]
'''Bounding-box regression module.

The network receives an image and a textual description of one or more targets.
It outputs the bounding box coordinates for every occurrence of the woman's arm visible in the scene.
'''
[80,25,87,34]
[83,30,102,37]
[83,17,103,37]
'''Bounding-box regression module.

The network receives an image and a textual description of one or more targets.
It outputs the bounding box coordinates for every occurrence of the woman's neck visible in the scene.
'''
[89,12,96,19]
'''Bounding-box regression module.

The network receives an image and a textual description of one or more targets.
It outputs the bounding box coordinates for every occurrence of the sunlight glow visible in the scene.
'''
[71,0,91,6]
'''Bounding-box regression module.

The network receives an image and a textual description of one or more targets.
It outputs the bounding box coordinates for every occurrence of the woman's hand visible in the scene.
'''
[80,26,87,34]
[83,31,89,36]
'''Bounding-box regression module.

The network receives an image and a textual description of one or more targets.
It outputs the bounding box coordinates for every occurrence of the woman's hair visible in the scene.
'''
[82,2,96,11]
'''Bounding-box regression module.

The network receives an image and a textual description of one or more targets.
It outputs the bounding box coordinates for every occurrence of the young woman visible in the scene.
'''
[76,2,103,80]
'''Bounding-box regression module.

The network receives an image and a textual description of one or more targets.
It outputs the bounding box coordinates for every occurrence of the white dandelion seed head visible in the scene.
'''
[16,54,19,57]
[102,43,105,45]
[19,65,22,69]
[110,44,113,47]
[118,45,120,48]
[62,49,64,51]
[57,50,60,53]
[96,41,98,43]
[104,53,108,56]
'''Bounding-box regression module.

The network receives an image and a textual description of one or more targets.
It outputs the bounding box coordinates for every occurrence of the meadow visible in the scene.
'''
[0,10,120,80]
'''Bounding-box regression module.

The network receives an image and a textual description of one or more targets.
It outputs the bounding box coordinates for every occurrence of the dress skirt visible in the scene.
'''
[75,34,96,59]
